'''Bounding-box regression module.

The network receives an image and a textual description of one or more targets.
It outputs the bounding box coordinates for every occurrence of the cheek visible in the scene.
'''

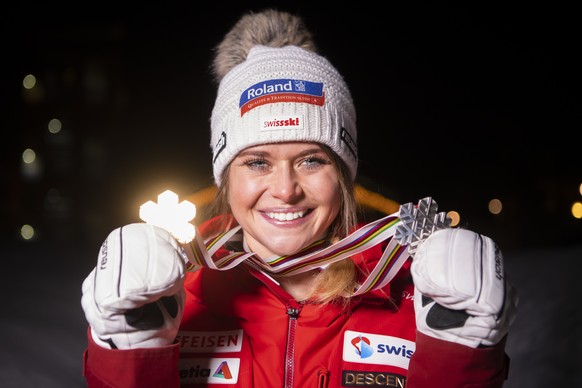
[311,173,342,211]
[228,174,261,213]
[328,185,343,216]
[324,171,341,197]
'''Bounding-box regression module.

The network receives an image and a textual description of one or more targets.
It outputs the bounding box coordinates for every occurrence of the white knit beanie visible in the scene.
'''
[210,44,357,184]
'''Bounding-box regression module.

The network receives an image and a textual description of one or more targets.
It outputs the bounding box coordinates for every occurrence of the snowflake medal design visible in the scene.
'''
[394,197,451,257]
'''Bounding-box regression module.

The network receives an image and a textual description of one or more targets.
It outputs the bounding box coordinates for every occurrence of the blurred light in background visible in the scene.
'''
[22,73,43,103]
[21,148,43,181]
[48,118,62,134]
[488,198,503,215]
[447,210,461,227]
[22,74,36,89]
[20,224,35,240]
[22,148,36,164]
[355,185,400,215]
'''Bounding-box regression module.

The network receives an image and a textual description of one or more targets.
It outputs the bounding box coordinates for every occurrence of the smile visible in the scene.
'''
[266,211,306,221]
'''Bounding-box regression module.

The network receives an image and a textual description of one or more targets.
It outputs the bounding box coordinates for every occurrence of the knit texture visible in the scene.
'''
[210,45,357,184]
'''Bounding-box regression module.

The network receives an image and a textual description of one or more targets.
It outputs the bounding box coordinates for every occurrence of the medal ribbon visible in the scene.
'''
[181,211,411,296]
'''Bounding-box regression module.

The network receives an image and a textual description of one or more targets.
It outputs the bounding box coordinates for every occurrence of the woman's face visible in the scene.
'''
[228,142,341,258]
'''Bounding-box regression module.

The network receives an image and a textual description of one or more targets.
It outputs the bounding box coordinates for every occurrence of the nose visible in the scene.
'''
[269,164,302,202]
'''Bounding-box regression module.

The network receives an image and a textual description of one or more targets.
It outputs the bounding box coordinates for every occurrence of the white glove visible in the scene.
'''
[81,223,188,350]
[411,228,518,348]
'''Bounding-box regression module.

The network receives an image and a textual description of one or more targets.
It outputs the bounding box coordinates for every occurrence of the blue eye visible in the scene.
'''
[243,158,270,171]
[303,156,329,169]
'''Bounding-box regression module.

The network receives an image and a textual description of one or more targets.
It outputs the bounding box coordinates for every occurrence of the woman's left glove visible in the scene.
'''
[411,228,518,348]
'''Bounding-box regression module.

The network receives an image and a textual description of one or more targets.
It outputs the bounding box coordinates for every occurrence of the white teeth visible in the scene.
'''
[267,211,305,221]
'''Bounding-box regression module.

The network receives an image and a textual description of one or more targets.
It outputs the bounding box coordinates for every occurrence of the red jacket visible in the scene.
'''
[83,218,510,387]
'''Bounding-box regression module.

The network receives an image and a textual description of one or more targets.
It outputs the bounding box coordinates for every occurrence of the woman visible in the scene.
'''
[81,9,517,387]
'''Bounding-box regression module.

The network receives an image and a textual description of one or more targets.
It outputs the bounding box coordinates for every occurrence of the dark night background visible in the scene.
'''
[0,2,580,387]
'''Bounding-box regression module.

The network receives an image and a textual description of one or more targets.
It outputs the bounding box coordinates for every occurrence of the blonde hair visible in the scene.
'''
[205,144,361,307]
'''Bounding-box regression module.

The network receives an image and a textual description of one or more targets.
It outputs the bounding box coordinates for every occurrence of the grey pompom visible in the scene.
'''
[211,9,317,83]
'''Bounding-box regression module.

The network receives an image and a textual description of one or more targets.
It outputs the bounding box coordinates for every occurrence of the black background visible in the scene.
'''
[0,2,580,387]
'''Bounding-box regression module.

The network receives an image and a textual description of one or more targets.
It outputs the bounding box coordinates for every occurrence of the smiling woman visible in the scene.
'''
[80,8,518,387]
[227,143,343,259]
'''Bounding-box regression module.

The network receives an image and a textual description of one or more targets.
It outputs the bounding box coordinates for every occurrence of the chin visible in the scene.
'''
[264,240,309,257]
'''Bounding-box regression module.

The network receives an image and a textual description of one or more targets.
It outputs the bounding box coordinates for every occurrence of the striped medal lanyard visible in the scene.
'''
[182,197,449,297]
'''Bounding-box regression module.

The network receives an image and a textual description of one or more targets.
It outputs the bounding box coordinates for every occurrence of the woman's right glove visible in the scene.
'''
[411,228,518,348]
[81,223,189,350]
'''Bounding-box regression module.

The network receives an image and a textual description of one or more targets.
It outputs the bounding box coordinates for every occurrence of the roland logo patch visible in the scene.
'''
[239,78,324,116]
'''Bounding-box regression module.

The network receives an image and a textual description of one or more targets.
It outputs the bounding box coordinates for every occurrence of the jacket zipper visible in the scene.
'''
[317,369,329,388]
[284,307,300,388]
[247,269,305,387]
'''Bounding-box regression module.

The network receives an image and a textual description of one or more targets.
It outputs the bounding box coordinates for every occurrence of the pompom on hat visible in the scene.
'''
[210,9,358,185]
